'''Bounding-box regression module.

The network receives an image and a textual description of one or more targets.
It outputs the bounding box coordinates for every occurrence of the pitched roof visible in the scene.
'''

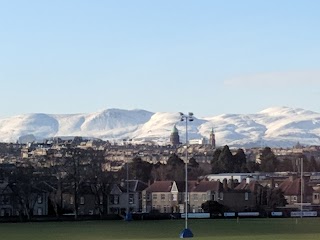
[191,181,222,192]
[278,177,313,196]
[144,181,174,192]
[235,179,260,192]
[144,180,222,193]
[175,181,198,192]
[118,180,148,193]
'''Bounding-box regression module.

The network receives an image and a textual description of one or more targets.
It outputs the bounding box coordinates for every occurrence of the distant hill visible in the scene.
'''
[1,107,320,147]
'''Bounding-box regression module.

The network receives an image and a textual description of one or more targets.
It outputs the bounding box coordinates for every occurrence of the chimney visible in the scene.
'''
[228,178,234,190]
[270,178,275,188]
[223,178,228,191]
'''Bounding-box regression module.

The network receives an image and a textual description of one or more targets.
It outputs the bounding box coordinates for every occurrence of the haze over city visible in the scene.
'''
[1,1,320,118]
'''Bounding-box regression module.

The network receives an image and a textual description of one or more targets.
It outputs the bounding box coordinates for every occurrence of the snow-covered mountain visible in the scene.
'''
[1,107,320,147]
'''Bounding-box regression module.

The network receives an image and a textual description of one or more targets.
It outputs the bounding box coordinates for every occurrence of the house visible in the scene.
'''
[189,181,223,213]
[228,178,264,211]
[142,181,185,213]
[312,188,320,205]
[0,180,18,217]
[278,176,313,206]
[0,179,50,217]
[142,180,225,214]
[62,183,104,216]
[108,180,148,214]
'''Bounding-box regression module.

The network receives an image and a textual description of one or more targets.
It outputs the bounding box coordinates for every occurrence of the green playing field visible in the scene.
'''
[0,218,319,240]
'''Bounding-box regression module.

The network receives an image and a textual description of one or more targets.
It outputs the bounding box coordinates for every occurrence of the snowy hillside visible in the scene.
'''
[0,107,320,147]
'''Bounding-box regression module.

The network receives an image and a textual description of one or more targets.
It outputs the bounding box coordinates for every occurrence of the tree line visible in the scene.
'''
[211,145,320,173]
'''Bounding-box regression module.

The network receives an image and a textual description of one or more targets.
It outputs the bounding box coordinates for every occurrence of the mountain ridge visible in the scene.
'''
[0,107,320,147]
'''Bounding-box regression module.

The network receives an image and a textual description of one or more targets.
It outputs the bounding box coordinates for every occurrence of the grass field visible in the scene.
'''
[0,218,320,240]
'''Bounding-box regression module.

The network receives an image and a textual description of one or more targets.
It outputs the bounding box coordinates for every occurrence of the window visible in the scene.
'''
[0,195,10,205]
[153,194,158,200]
[315,194,319,200]
[80,196,85,205]
[202,194,206,202]
[147,194,151,201]
[99,196,103,205]
[129,194,134,204]
[245,192,249,201]
[111,195,119,204]
[37,195,43,204]
[193,194,198,201]
[292,196,297,201]
[161,194,165,201]
[70,196,74,205]
[173,194,177,201]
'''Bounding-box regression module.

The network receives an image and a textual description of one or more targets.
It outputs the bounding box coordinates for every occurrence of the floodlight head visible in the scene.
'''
[179,112,184,116]
[189,117,194,122]
[188,112,193,117]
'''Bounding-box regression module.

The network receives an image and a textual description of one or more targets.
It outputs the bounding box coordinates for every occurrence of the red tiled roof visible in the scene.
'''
[144,181,174,192]
[144,180,199,192]
[175,181,198,192]
[191,181,222,192]
[235,180,259,192]
[278,178,313,196]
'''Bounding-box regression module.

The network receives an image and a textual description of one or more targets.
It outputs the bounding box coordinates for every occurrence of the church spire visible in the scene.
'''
[209,127,216,148]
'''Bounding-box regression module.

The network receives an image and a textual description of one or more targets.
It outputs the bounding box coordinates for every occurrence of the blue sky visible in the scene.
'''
[1,0,320,118]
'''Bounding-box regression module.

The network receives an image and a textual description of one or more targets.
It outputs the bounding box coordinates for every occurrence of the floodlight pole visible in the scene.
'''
[300,157,303,219]
[127,154,129,215]
[184,116,189,230]
[179,112,194,238]
[124,139,132,221]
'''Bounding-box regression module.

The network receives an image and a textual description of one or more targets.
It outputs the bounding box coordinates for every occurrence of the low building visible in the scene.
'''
[142,180,225,214]
[189,181,223,213]
[142,181,184,213]
[108,180,148,214]
[278,176,313,205]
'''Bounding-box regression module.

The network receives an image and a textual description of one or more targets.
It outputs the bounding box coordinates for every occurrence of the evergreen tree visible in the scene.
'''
[245,161,260,173]
[128,157,153,183]
[267,188,287,210]
[211,148,222,173]
[188,157,204,180]
[260,147,278,172]
[278,158,294,172]
[166,154,185,181]
[309,156,319,172]
[233,148,247,172]
[218,145,234,172]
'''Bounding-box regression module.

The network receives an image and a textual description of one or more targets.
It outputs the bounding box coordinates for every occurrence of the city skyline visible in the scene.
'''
[1,1,320,118]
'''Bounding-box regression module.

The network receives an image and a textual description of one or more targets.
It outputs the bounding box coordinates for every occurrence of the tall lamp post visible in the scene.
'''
[124,139,132,221]
[300,157,303,219]
[179,112,194,238]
